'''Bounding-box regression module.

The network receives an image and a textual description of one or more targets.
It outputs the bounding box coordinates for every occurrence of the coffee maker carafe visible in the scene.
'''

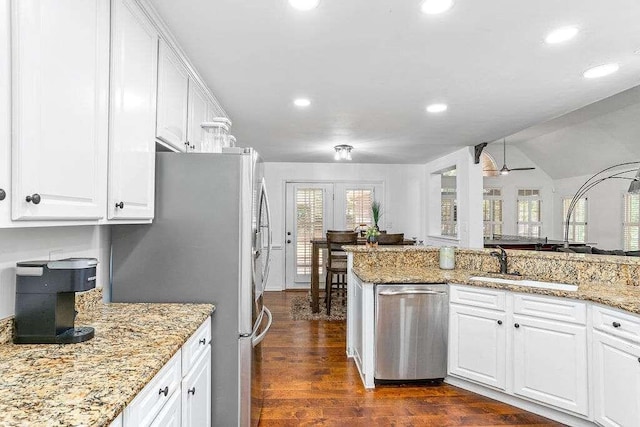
[14,258,98,344]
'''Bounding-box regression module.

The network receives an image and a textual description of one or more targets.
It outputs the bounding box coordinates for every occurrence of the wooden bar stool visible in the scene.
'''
[325,231,358,315]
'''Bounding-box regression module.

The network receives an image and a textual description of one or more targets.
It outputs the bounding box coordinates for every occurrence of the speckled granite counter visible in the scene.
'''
[0,302,214,427]
[353,264,640,315]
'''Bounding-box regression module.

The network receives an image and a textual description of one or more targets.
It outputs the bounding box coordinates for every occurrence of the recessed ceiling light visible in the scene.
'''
[294,98,311,107]
[288,0,319,11]
[421,0,454,15]
[583,63,620,79]
[545,26,579,44]
[426,103,448,113]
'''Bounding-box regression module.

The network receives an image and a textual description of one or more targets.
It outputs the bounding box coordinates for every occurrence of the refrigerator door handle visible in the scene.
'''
[252,306,272,347]
[259,179,273,288]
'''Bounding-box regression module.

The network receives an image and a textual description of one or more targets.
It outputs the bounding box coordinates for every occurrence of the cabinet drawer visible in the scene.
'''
[182,317,212,374]
[450,285,506,311]
[124,350,182,427]
[593,305,640,343]
[513,293,586,325]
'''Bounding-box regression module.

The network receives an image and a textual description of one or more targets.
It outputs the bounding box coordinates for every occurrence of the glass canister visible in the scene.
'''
[202,117,232,152]
[439,246,455,270]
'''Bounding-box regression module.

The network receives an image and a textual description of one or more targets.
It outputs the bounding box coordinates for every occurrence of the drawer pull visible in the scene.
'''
[25,193,41,204]
[514,323,520,329]
[613,322,622,328]
[158,386,169,397]
[0,189,5,201]
[199,338,206,345]
[497,320,503,325]
[188,387,196,395]
[115,201,124,209]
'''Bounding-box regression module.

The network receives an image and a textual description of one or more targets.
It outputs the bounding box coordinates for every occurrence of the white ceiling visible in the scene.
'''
[508,85,640,179]
[149,0,640,164]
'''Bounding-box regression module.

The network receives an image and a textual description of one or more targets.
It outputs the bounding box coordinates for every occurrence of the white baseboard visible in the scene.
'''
[445,376,595,427]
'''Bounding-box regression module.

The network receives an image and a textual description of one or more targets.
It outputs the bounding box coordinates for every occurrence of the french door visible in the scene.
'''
[285,183,334,289]
[284,182,382,289]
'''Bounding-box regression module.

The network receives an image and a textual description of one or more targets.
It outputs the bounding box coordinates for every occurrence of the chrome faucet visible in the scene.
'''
[490,246,508,274]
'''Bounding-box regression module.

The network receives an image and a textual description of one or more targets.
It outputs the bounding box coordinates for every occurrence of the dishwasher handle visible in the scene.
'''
[378,289,447,296]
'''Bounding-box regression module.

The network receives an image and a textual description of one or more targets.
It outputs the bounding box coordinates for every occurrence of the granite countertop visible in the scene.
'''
[0,302,214,427]
[353,265,640,315]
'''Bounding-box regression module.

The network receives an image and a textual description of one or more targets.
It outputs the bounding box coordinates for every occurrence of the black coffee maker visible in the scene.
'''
[14,258,98,344]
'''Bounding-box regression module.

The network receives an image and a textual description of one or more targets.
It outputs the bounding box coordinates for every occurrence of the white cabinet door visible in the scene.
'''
[11,0,109,220]
[448,304,507,390]
[186,81,208,153]
[150,388,181,427]
[182,345,211,427]
[156,40,188,152]
[108,0,157,220]
[593,331,640,427]
[0,0,9,225]
[512,315,588,416]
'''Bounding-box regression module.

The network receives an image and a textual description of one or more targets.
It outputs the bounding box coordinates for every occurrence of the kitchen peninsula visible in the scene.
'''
[0,289,214,426]
[346,245,640,427]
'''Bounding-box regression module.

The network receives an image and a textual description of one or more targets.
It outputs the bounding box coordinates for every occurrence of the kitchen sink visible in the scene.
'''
[469,276,578,292]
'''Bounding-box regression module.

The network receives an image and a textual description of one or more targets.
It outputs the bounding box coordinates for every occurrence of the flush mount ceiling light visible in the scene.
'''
[545,26,579,44]
[426,103,448,113]
[583,63,620,79]
[421,0,454,14]
[288,0,319,11]
[293,98,311,107]
[334,144,353,161]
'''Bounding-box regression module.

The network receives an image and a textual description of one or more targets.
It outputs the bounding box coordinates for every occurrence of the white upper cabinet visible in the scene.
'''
[156,39,189,152]
[0,0,10,226]
[11,0,109,220]
[108,0,158,220]
[186,81,208,153]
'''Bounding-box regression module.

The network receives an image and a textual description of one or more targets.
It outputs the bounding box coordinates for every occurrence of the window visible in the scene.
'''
[345,188,374,230]
[517,189,542,238]
[441,186,457,236]
[563,197,588,243]
[623,194,640,251]
[295,188,325,276]
[483,188,503,238]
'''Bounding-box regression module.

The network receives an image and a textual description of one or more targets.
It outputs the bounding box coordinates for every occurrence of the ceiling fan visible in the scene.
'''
[485,139,536,176]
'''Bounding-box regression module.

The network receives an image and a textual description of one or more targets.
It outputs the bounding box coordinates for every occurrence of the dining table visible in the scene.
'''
[309,237,415,313]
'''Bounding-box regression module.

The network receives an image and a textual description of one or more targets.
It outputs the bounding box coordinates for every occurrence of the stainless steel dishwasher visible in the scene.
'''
[375,284,448,382]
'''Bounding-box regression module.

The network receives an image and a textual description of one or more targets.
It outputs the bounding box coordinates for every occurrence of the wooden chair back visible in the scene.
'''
[377,233,405,245]
[326,231,358,270]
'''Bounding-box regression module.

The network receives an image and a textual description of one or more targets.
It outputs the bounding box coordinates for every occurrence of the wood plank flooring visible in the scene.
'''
[259,290,564,427]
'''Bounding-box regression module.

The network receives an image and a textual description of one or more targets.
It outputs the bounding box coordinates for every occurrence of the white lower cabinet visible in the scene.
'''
[448,304,506,390]
[150,387,182,427]
[448,285,590,422]
[512,314,588,416]
[122,317,211,427]
[182,345,212,427]
[593,326,640,426]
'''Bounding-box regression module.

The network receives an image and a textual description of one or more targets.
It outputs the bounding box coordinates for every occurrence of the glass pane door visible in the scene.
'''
[285,183,333,288]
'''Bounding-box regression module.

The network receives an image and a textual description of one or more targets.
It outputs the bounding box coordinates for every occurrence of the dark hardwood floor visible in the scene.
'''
[259,290,564,427]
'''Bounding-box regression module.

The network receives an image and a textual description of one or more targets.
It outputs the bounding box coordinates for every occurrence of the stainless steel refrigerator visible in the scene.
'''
[110,149,272,427]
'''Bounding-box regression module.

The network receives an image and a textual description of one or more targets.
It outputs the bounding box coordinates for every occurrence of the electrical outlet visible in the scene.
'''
[49,249,63,260]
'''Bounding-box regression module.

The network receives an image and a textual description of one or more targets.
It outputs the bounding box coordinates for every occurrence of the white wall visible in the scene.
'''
[483,144,555,239]
[263,162,425,290]
[425,147,483,248]
[554,174,629,249]
[0,226,111,320]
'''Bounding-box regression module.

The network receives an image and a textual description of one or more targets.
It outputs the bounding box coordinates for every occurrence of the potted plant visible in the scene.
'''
[365,226,381,247]
[371,201,382,231]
